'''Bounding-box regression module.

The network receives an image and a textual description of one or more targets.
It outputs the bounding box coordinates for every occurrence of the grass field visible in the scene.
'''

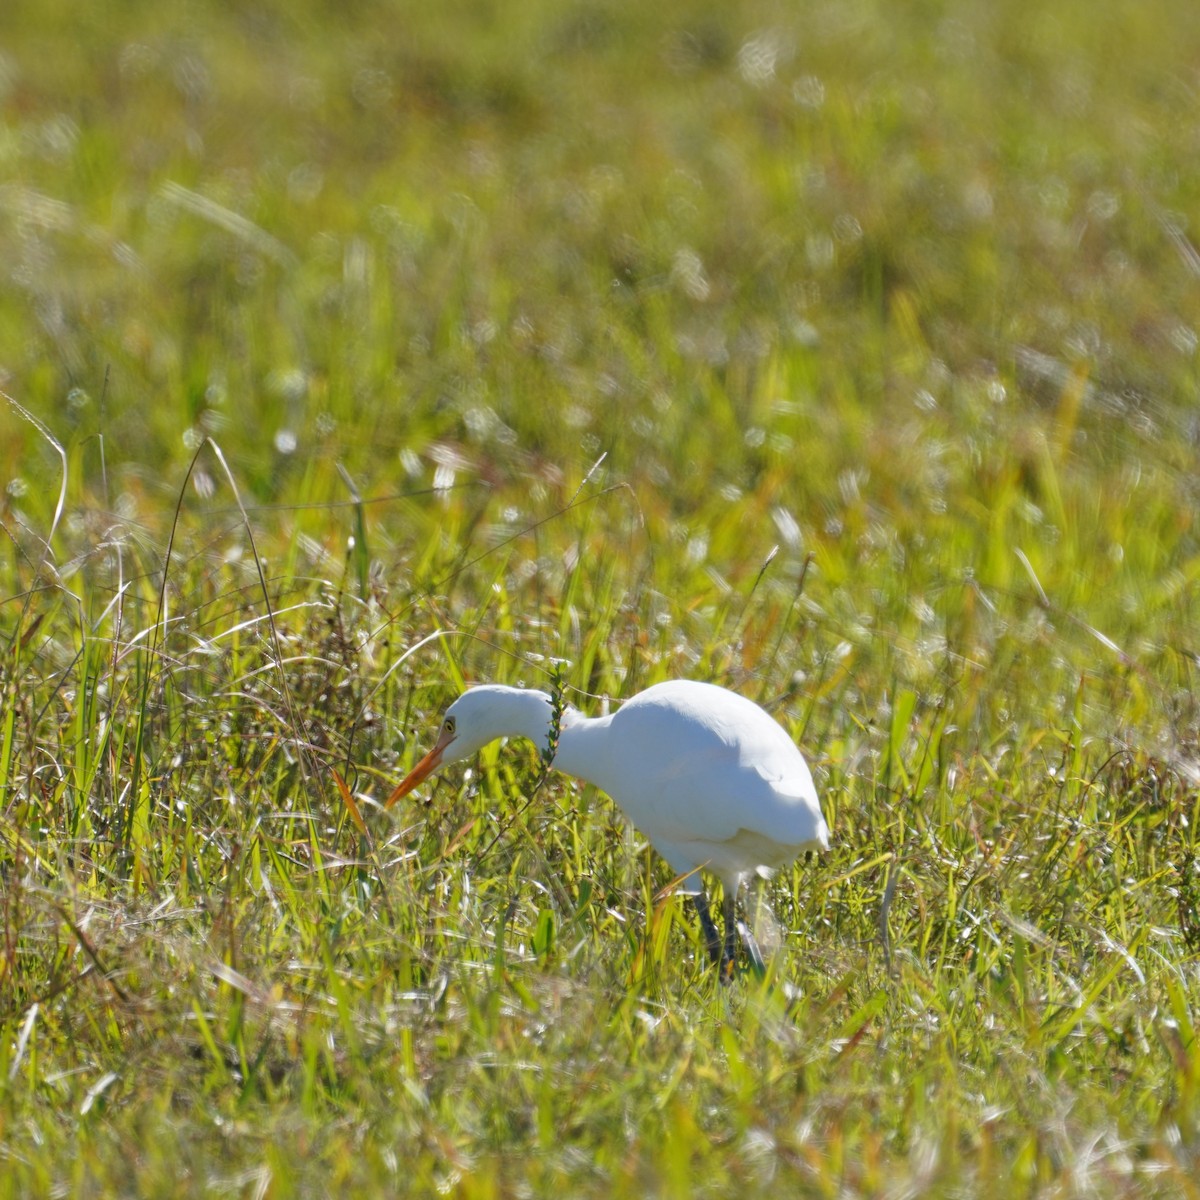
[2,0,1200,1194]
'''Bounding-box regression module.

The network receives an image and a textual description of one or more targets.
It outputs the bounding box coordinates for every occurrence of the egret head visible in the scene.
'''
[385,686,550,807]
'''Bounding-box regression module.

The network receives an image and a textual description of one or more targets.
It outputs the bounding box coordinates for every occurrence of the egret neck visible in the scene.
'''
[474,687,619,794]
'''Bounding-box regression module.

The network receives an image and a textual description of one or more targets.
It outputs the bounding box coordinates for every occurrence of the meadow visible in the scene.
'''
[2,0,1199,1194]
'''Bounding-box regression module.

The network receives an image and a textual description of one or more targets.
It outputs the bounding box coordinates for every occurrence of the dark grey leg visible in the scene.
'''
[691,892,724,969]
[721,889,739,979]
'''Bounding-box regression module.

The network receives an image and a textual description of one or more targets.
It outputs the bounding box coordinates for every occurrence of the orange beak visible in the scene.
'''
[384,725,455,809]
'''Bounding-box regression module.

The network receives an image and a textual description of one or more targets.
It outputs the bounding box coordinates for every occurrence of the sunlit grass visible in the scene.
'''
[2,0,1200,1194]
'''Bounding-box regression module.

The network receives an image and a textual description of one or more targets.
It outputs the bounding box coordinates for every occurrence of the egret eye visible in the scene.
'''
[444,717,456,735]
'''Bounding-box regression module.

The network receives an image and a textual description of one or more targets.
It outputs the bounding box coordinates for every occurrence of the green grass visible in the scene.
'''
[2,0,1200,1194]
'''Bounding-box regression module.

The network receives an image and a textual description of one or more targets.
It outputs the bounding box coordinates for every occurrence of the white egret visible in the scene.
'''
[386,680,828,977]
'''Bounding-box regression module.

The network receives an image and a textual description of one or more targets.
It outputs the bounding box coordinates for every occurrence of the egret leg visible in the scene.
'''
[721,890,739,981]
[691,892,724,970]
[718,887,767,979]
[738,915,767,978]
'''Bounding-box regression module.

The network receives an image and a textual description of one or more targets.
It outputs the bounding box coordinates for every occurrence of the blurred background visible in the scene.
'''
[4,0,1197,502]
